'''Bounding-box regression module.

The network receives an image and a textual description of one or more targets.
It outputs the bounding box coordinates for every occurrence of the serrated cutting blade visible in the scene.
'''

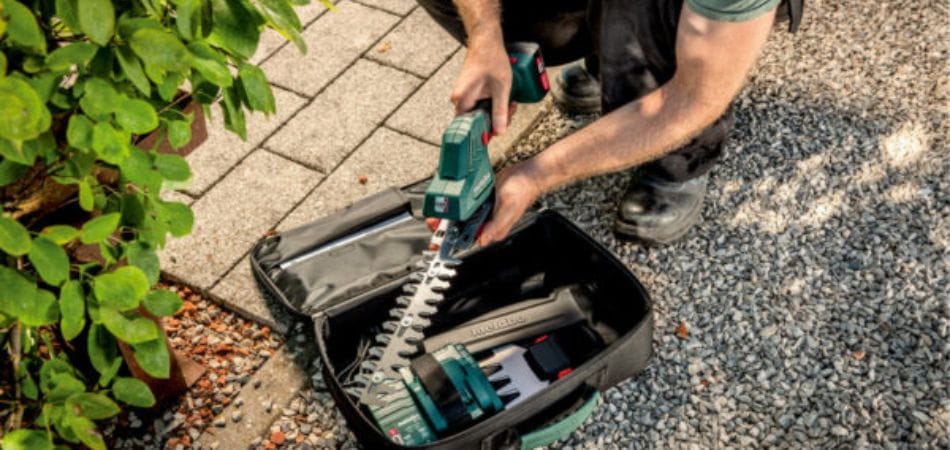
[355,202,492,407]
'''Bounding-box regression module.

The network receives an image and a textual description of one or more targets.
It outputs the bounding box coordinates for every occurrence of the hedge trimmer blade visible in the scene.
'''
[354,202,492,407]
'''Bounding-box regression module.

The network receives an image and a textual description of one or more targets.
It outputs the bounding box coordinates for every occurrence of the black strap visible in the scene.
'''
[411,354,466,422]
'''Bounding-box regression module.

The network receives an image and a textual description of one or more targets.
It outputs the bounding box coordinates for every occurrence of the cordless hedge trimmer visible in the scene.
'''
[349,42,549,445]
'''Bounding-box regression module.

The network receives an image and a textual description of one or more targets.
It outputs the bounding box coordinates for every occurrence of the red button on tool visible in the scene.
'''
[509,56,518,64]
[481,131,490,146]
[534,335,549,344]
[540,71,550,91]
[557,368,573,379]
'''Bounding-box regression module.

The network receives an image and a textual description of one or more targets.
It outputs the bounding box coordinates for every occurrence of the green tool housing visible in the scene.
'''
[422,42,550,222]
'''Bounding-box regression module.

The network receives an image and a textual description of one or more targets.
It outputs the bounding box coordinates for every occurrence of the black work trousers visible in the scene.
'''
[416,0,735,182]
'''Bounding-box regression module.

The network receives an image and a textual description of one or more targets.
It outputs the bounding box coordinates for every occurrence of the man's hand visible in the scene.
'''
[451,42,513,135]
[477,161,541,246]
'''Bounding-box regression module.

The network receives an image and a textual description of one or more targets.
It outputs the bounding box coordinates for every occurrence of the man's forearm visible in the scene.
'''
[453,0,503,46]
[525,80,726,192]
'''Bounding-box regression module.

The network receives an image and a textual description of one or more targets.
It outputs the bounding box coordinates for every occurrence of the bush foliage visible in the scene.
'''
[0,0,318,446]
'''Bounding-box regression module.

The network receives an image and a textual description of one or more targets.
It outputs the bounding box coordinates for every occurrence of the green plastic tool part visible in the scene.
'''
[423,42,549,221]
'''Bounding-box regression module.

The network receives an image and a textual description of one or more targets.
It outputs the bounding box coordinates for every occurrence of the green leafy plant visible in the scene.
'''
[0,0,322,446]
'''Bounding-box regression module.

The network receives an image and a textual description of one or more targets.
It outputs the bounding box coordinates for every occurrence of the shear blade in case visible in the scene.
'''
[250,184,653,449]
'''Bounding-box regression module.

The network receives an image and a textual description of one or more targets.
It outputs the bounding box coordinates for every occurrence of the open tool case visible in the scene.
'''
[249,183,653,449]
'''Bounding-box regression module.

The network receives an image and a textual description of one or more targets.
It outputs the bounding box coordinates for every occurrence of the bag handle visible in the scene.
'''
[518,389,601,450]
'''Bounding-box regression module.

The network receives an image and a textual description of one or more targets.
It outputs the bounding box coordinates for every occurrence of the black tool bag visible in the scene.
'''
[250,183,653,449]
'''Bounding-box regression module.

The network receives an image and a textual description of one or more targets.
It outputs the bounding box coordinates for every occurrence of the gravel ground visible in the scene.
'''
[264,0,948,448]
[105,283,283,449]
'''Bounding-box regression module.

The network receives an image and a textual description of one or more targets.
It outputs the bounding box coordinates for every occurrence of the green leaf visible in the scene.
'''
[119,148,162,192]
[1,429,54,450]
[59,280,86,341]
[221,85,246,139]
[115,98,159,134]
[154,153,191,181]
[0,159,30,186]
[0,77,47,141]
[0,138,36,166]
[78,178,94,211]
[129,28,191,77]
[67,415,106,450]
[41,225,79,245]
[157,72,184,102]
[46,372,86,403]
[45,43,98,71]
[131,338,170,378]
[112,377,156,407]
[238,64,276,114]
[86,324,121,380]
[259,0,305,52]
[93,266,149,310]
[126,241,159,284]
[143,289,182,316]
[166,119,192,149]
[80,212,120,244]
[176,0,202,40]
[190,54,233,87]
[28,236,70,285]
[91,121,130,164]
[157,200,194,237]
[100,307,159,343]
[19,365,39,399]
[66,392,121,419]
[4,0,45,52]
[0,266,36,318]
[208,0,263,60]
[66,114,95,151]
[21,288,60,326]
[79,78,120,119]
[78,0,116,45]
[115,46,150,96]
[0,215,31,255]
[55,0,82,32]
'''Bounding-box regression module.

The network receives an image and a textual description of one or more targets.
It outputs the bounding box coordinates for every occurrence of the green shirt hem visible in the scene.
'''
[685,0,781,22]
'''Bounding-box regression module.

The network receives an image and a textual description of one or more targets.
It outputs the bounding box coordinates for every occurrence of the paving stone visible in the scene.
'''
[265,59,421,172]
[194,346,306,450]
[386,49,463,144]
[185,87,307,196]
[354,0,415,16]
[280,128,436,230]
[367,7,459,77]
[210,256,288,334]
[160,150,322,289]
[250,0,332,65]
[261,1,399,96]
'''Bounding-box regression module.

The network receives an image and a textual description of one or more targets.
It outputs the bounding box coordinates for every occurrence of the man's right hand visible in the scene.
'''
[450,40,513,135]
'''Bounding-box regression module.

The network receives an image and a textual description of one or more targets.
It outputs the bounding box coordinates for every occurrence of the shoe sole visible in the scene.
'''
[613,195,704,246]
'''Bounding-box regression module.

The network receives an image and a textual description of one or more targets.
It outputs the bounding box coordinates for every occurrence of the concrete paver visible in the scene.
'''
[160,150,322,289]
[185,87,307,196]
[261,1,399,97]
[265,59,421,172]
[368,7,460,77]
[386,49,463,144]
[280,127,437,230]
[194,346,307,450]
[354,0,416,16]
[210,256,287,334]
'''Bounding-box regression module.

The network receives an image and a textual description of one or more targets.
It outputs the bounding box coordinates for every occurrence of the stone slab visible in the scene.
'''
[250,0,332,65]
[265,59,421,172]
[160,150,322,289]
[210,256,290,334]
[367,7,459,77]
[185,87,307,196]
[280,127,437,230]
[194,346,307,450]
[386,49,462,144]
[354,0,415,16]
[261,1,399,97]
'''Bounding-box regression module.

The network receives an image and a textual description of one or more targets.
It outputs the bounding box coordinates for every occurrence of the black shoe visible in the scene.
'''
[614,173,708,245]
[550,61,601,114]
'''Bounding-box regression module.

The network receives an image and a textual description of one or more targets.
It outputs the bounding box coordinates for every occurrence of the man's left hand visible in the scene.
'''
[477,161,542,246]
